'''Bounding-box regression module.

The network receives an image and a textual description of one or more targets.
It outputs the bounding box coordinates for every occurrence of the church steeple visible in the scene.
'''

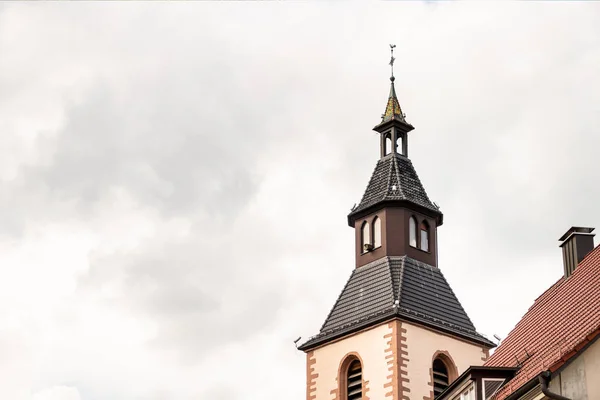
[298,48,495,400]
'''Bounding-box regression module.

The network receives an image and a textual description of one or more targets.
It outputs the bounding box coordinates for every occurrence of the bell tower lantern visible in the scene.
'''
[348,46,443,268]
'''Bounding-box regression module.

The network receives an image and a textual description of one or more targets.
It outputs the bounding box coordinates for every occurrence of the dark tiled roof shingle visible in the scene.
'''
[349,153,441,220]
[299,256,494,350]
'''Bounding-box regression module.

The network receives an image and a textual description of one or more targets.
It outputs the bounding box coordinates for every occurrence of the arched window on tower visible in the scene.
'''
[385,134,392,156]
[346,359,363,400]
[397,135,404,155]
[432,358,450,398]
[409,216,417,248]
[420,220,430,252]
[361,221,371,252]
[373,217,381,248]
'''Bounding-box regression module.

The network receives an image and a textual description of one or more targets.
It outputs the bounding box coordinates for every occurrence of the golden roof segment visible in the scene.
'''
[382,80,406,123]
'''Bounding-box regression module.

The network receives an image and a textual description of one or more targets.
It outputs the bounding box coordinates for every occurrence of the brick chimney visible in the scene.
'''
[559,227,595,278]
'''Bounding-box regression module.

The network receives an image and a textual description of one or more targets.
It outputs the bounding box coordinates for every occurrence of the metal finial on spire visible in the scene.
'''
[381,44,405,122]
[389,44,396,81]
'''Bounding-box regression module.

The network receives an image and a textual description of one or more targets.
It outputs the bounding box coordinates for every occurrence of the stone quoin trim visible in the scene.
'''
[384,320,408,399]
[306,351,318,400]
[383,322,396,398]
[424,350,458,400]
[364,378,371,400]
[398,324,410,400]
[481,347,489,362]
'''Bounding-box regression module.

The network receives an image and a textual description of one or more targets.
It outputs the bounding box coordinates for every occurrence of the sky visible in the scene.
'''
[1,2,600,399]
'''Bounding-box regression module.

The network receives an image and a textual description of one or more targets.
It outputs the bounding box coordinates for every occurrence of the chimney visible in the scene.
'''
[559,227,595,278]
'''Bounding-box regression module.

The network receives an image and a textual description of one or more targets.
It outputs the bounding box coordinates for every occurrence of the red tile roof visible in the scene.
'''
[484,245,600,399]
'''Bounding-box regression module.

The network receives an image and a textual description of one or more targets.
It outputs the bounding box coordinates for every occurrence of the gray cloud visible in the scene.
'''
[1,2,600,399]
[77,226,288,363]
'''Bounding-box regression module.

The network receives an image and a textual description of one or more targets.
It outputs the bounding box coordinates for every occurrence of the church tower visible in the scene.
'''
[298,49,495,400]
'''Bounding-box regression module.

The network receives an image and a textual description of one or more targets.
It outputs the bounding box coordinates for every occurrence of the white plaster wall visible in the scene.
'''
[584,338,600,399]
[560,355,587,400]
[403,322,487,400]
[549,338,600,400]
[312,323,392,400]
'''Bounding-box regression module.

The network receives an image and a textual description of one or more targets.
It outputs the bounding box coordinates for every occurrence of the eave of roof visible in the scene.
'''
[500,331,600,400]
[298,308,496,352]
[438,366,519,400]
[298,256,495,351]
[547,326,600,373]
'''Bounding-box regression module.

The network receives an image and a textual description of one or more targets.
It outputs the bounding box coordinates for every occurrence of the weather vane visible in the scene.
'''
[389,44,396,80]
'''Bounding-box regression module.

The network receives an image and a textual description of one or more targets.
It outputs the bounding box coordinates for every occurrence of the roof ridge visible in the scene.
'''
[439,268,477,330]
[405,157,437,209]
[384,155,395,201]
[391,154,406,199]
[396,255,406,302]
[385,257,396,305]
[402,256,478,331]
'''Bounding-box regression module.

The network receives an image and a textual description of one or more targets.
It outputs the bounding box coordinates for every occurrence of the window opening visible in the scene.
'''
[409,216,417,247]
[385,135,392,156]
[433,358,449,398]
[459,384,475,400]
[347,360,362,400]
[420,220,430,252]
[361,221,372,252]
[483,379,505,400]
[397,135,404,155]
[373,217,381,248]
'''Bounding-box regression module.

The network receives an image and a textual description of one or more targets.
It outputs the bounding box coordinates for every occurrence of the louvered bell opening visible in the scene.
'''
[432,358,449,398]
[347,360,362,400]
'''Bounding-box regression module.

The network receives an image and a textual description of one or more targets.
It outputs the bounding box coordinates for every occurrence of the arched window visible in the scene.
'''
[361,221,371,252]
[373,217,381,248]
[385,134,392,156]
[433,358,449,398]
[420,220,430,252]
[409,216,417,248]
[397,135,404,155]
[346,359,363,400]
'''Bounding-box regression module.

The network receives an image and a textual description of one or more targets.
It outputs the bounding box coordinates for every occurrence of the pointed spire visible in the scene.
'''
[382,78,406,122]
[381,44,406,123]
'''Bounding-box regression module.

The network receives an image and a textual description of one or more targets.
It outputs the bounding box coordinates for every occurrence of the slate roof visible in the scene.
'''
[484,244,600,400]
[348,153,442,224]
[299,256,495,350]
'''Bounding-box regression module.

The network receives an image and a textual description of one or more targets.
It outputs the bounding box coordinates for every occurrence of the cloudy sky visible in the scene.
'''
[1,2,600,399]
